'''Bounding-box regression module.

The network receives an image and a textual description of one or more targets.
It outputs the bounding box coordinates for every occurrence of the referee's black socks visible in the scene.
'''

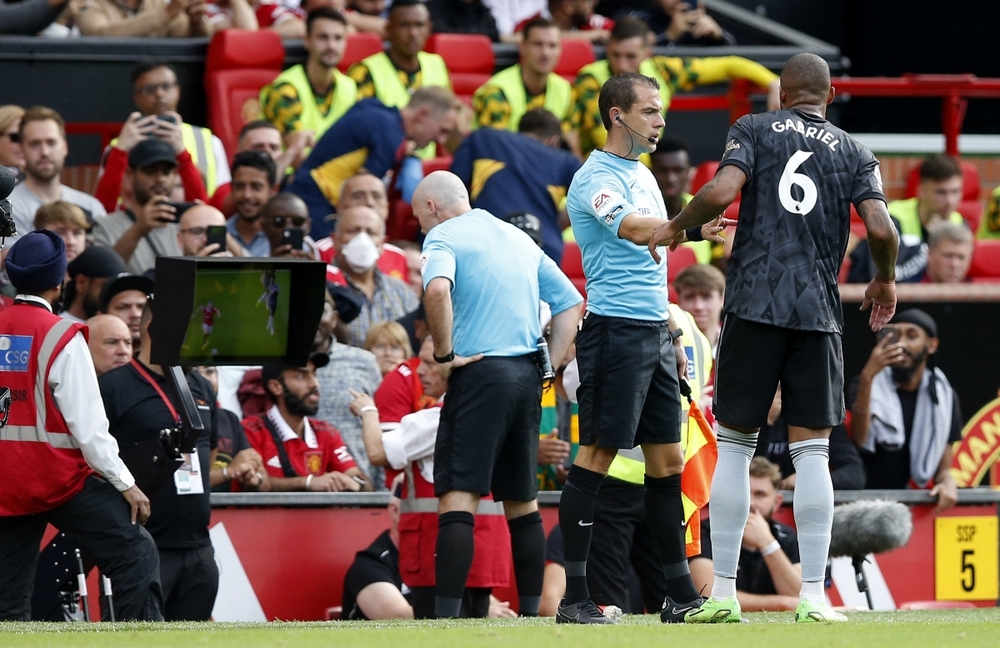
[559,464,605,605]
[507,510,545,616]
[434,510,475,618]
[644,474,701,603]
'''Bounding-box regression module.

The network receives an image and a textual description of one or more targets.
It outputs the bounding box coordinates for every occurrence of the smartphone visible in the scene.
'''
[282,227,304,251]
[156,114,178,124]
[206,225,227,251]
[162,201,197,221]
[877,324,900,345]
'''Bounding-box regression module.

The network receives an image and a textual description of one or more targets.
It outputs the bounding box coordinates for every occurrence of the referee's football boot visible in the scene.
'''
[794,600,848,623]
[683,595,742,623]
[659,595,705,623]
[556,598,618,624]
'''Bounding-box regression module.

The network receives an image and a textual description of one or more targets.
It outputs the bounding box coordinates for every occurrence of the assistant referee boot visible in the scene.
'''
[683,596,742,623]
[794,600,848,623]
[659,595,705,623]
[556,598,618,624]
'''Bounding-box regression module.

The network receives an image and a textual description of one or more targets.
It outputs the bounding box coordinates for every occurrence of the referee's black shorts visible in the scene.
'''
[575,312,682,449]
[434,355,541,502]
[713,315,845,429]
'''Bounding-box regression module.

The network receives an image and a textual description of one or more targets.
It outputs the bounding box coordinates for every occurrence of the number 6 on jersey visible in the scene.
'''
[778,150,817,215]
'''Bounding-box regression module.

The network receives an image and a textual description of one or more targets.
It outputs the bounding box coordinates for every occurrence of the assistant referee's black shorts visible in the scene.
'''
[575,312,682,449]
[713,315,845,429]
[434,355,541,502]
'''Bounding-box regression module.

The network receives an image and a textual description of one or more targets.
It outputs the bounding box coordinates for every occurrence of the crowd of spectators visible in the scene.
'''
[1,0,997,623]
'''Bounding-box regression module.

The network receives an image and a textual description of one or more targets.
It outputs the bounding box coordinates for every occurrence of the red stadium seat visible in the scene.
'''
[691,161,720,193]
[425,33,494,105]
[850,204,867,239]
[423,156,452,175]
[904,160,980,201]
[561,241,587,297]
[957,199,982,232]
[204,30,285,160]
[969,239,1000,279]
[387,199,420,241]
[667,245,697,275]
[555,39,595,82]
[339,32,384,73]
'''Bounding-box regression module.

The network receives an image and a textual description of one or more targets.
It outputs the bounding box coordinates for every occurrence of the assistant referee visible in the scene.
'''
[412,171,583,618]
[557,72,731,625]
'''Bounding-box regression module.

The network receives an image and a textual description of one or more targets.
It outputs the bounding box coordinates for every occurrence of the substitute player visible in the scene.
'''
[648,53,899,623]
[557,72,731,625]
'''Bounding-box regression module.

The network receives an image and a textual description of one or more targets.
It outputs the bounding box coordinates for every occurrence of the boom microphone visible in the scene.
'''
[829,499,913,558]
[829,500,913,610]
[615,115,657,144]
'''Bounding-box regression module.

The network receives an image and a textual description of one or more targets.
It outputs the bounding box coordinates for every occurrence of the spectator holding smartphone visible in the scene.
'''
[91,139,184,274]
[177,204,247,258]
[848,310,961,510]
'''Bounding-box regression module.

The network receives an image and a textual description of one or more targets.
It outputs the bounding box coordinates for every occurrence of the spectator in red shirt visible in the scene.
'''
[242,352,374,491]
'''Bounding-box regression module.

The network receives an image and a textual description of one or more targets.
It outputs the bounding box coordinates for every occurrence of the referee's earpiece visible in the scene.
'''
[615,114,657,144]
[615,115,622,122]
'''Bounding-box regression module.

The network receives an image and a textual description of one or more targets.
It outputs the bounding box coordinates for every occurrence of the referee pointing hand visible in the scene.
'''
[557,72,732,625]
[413,171,583,618]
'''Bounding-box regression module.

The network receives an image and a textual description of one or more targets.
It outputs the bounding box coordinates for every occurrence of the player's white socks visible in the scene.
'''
[709,425,758,600]
[789,438,834,605]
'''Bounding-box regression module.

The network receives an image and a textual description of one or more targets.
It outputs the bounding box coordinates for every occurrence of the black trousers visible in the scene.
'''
[588,477,667,613]
[159,545,219,621]
[0,476,163,621]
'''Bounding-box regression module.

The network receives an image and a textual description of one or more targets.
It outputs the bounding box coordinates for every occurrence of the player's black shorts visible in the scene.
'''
[434,355,541,502]
[714,315,845,429]
[575,312,682,449]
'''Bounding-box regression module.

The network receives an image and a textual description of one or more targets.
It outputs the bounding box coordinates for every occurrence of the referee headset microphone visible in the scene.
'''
[615,114,656,159]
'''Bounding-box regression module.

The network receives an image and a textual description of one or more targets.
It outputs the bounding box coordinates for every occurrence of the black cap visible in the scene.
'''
[128,139,178,170]
[3,230,66,292]
[67,246,128,279]
[502,211,543,247]
[892,308,939,338]
[260,352,331,388]
[327,283,364,324]
[98,272,155,311]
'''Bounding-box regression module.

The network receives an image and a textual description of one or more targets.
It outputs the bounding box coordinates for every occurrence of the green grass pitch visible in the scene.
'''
[2,610,999,648]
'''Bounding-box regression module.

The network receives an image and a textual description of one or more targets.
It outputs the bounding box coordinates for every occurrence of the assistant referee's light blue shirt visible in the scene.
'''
[568,149,669,321]
[422,208,583,358]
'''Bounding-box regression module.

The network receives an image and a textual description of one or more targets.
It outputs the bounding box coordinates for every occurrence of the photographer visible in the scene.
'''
[0,231,162,622]
[98,300,220,620]
[91,140,184,274]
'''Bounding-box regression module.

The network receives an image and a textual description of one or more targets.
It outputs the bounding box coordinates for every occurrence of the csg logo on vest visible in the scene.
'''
[0,335,31,372]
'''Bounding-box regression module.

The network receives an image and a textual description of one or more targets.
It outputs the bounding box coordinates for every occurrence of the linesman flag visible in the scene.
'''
[680,378,717,556]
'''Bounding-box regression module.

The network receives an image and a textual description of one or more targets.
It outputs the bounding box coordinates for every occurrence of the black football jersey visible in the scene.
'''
[718,108,885,333]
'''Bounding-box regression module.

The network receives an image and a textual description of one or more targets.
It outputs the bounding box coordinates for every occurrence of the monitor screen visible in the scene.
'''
[150,257,326,367]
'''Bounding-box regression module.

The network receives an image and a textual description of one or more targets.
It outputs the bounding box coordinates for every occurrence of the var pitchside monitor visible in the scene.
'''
[150,257,326,367]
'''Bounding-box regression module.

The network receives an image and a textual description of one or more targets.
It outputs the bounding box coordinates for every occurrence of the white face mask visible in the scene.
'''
[342,232,380,273]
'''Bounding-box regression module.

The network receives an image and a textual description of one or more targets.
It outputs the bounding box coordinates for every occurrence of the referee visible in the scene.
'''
[557,72,730,625]
[413,171,583,618]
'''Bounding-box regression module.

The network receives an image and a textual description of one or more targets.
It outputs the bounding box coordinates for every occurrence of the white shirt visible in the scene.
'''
[482,0,545,35]
[267,404,318,447]
[380,407,441,483]
[18,295,135,491]
[9,182,107,246]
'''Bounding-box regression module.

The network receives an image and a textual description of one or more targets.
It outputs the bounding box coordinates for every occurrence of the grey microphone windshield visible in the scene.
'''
[829,500,913,557]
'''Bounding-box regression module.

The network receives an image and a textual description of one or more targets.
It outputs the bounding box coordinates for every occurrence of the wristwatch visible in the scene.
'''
[433,351,455,364]
[667,327,684,343]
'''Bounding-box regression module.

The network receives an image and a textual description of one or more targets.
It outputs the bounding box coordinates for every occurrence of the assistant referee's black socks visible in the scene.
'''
[559,464,605,605]
[435,511,475,618]
[507,511,545,616]
[644,474,701,603]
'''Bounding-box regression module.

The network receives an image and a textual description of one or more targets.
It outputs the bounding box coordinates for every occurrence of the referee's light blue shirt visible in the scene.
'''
[422,209,583,358]
[568,150,669,321]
